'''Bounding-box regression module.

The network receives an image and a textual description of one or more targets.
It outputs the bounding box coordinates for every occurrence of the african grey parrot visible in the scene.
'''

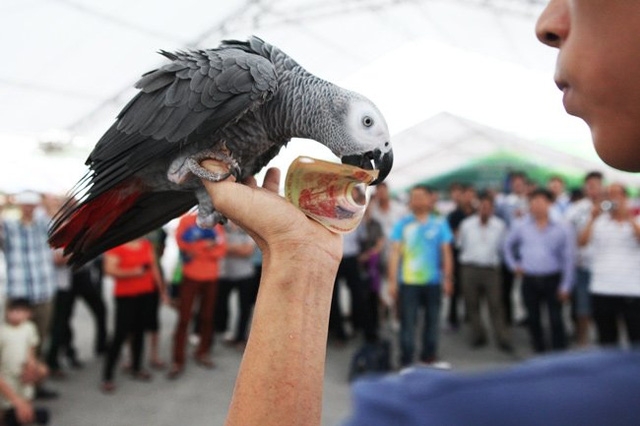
[49,36,393,265]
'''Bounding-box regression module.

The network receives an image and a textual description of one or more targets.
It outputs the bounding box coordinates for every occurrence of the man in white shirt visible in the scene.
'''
[458,192,512,351]
[577,183,640,347]
[565,171,604,346]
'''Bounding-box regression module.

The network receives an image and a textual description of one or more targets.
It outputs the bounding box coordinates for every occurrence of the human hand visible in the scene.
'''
[159,289,170,305]
[199,163,342,266]
[557,290,571,303]
[13,397,34,424]
[443,277,454,296]
[20,359,39,384]
[387,279,398,301]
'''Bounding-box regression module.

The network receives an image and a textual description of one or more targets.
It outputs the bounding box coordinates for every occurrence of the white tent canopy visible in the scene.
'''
[389,113,640,192]
[0,0,621,195]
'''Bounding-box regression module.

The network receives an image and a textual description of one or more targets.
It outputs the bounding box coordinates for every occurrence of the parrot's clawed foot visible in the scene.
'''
[196,210,227,228]
[186,150,240,182]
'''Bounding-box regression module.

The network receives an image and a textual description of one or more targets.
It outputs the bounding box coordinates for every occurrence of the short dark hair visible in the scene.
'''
[510,171,527,181]
[529,188,554,202]
[477,190,494,203]
[584,171,604,183]
[412,184,435,194]
[548,174,565,184]
[7,298,32,311]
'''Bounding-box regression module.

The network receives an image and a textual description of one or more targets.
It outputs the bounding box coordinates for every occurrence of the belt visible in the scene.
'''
[462,263,499,270]
[523,272,561,282]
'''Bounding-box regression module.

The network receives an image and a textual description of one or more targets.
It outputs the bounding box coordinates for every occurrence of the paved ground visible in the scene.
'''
[39,291,544,426]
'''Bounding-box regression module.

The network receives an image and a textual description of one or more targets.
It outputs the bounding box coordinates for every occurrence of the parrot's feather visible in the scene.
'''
[49,36,393,266]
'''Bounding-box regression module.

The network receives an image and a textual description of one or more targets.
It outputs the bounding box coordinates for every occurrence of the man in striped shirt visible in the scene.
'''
[1,191,56,356]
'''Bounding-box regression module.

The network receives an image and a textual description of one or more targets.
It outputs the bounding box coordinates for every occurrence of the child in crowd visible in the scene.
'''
[0,299,50,425]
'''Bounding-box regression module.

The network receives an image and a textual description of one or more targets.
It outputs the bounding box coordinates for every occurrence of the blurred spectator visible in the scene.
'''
[495,171,529,326]
[446,183,476,331]
[329,229,368,343]
[0,298,49,425]
[578,183,640,347]
[369,182,407,326]
[547,175,571,221]
[46,253,106,377]
[503,189,576,353]
[566,171,604,346]
[496,172,529,227]
[388,185,453,367]
[0,191,58,400]
[214,221,257,348]
[144,228,169,370]
[369,182,407,247]
[169,212,226,379]
[458,192,511,351]
[46,192,107,375]
[355,204,385,343]
[101,237,166,393]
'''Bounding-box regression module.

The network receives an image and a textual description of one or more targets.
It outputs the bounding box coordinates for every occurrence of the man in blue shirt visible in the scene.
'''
[388,185,453,367]
[503,188,576,352]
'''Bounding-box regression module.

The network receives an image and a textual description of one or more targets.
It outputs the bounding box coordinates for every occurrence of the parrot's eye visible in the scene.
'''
[362,116,374,127]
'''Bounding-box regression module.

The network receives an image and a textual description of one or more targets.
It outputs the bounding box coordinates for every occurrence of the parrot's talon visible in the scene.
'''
[186,150,240,183]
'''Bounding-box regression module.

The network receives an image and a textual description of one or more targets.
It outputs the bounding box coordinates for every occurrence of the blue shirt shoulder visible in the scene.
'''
[343,349,640,426]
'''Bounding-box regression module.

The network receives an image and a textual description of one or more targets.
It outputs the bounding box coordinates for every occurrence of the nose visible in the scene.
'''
[535,0,570,48]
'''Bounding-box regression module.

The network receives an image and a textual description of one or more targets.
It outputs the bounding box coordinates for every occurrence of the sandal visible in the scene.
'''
[194,356,216,370]
[167,364,184,380]
[150,360,167,371]
[100,381,116,394]
[131,370,153,382]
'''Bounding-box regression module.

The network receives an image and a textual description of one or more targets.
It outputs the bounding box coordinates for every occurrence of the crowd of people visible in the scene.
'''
[331,170,640,371]
[0,192,264,424]
[0,164,638,424]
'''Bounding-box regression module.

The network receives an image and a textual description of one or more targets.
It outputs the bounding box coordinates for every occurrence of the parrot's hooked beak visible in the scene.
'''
[341,148,393,186]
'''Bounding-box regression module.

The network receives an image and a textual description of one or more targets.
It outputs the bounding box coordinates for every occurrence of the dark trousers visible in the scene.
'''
[173,277,218,366]
[214,275,259,342]
[329,256,371,340]
[501,262,515,325]
[46,271,107,370]
[446,249,462,328]
[521,273,566,352]
[461,265,510,346]
[592,294,640,346]
[103,294,150,381]
[399,284,442,366]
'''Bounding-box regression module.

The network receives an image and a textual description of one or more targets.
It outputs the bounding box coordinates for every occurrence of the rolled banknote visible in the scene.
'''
[285,156,379,233]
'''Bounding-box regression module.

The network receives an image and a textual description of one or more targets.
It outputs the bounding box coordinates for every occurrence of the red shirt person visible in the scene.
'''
[101,238,166,393]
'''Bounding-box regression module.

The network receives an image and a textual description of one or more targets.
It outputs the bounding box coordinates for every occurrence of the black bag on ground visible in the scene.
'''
[348,340,391,382]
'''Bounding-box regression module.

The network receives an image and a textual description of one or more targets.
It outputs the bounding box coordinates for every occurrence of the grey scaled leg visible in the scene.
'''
[195,188,226,228]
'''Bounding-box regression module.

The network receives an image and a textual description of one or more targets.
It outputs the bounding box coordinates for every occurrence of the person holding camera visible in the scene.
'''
[577,183,640,347]
[101,237,167,393]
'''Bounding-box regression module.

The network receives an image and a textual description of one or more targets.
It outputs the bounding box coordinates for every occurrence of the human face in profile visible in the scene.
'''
[536,0,640,171]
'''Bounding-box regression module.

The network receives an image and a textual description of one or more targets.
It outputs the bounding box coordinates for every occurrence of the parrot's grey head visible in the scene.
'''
[319,91,393,185]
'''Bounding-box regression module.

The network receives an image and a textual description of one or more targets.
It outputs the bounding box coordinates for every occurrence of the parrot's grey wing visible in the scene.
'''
[122,47,277,143]
[85,46,278,197]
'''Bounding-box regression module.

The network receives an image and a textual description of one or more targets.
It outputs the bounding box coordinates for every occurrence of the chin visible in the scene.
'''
[593,135,640,172]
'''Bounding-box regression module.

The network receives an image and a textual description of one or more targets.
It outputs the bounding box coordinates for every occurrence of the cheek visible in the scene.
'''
[562,41,640,171]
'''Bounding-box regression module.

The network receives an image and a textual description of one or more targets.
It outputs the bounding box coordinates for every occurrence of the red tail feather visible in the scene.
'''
[50,181,142,250]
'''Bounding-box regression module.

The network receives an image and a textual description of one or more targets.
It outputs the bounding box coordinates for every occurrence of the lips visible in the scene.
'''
[555,79,577,114]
